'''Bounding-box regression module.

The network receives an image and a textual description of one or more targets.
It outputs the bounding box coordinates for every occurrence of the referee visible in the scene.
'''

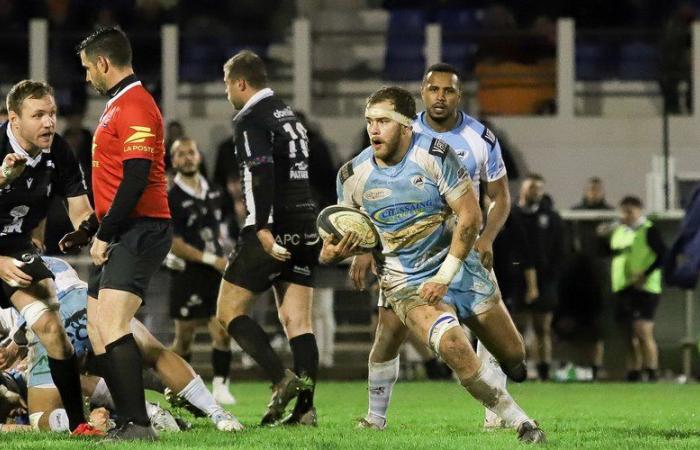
[216,50,319,426]
[0,80,94,434]
[71,28,172,440]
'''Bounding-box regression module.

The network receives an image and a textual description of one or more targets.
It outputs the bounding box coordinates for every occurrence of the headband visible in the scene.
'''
[365,107,413,127]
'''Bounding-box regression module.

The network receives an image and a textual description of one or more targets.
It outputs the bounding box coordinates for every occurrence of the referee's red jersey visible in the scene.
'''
[92,80,170,221]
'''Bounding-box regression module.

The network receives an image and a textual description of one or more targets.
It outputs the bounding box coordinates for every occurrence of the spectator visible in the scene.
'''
[0,107,7,124]
[164,120,185,173]
[213,129,243,243]
[600,196,666,382]
[511,173,565,381]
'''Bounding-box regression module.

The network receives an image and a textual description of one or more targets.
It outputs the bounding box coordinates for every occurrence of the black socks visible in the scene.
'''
[227,315,285,384]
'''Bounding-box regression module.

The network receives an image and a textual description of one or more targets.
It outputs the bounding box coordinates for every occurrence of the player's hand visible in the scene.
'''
[214,256,228,273]
[31,237,46,254]
[0,256,32,288]
[59,229,91,253]
[349,252,375,290]
[525,285,539,304]
[0,342,18,370]
[419,281,448,305]
[0,153,27,182]
[319,232,362,265]
[90,237,109,266]
[473,236,494,271]
[257,228,291,262]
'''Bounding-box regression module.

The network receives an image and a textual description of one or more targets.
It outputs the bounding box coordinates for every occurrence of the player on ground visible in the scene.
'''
[166,137,236,405]
[70,27,172,440]
[321,86,545,443]
[0,79,95,434]
[350,64,538,429]
[216,50,319,426]
[0,256,243,433]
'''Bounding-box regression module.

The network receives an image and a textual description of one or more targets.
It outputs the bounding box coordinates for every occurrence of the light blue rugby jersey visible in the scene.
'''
[413,111,506,197]
[337,131,472,294]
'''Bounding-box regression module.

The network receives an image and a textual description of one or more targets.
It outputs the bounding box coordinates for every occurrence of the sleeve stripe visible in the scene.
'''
[243,131,252,157]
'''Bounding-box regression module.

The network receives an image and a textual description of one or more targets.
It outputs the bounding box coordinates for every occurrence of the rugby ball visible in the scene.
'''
[317,205,380,249]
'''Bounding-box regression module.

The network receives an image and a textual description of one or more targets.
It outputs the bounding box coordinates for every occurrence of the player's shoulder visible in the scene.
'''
[460,114,497,149]
[338,147,373,184]
[117,84,162,117]
[412,131,454,162]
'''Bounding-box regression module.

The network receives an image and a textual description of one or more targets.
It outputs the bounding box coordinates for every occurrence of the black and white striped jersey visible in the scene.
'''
[233,88,316,232]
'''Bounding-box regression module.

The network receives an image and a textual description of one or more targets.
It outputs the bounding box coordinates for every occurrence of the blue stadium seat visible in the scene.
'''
[383,57,425,81]
[435,8,480,31]
[384,9,427,81]
[576,42,607,81]
[618,42,659,81]
[435,8,480,75]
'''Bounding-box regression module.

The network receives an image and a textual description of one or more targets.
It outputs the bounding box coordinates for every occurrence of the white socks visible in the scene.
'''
[477,340,508,426]
[367,356,400,426]
[462,362,530,429]
[178,375,220,417]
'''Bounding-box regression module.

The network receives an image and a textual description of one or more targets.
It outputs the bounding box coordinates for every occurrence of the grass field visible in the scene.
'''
[3,381,700,449]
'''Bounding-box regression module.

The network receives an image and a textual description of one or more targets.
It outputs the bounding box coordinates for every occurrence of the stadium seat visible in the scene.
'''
[383,9,427,81]
[436,8,481,75]
[575,42,608,81]
[618,42,659,81]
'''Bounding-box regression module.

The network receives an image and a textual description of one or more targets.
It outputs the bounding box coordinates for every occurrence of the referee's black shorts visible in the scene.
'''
[88,218,172,301]
[169,263,221,320]
[223,225,319,293]
[0,240,54,308]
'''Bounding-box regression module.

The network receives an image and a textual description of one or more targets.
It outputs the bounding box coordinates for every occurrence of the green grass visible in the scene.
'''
[4,381,700,449]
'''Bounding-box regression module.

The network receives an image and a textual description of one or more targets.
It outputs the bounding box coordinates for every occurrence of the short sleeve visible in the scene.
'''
[484,135,507,182]
[336,160,359,207]
[116,101,162,162]
[52,134,89,197]
[168,190,186,236]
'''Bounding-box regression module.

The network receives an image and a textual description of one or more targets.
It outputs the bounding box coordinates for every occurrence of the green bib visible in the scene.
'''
[610,219,661,294]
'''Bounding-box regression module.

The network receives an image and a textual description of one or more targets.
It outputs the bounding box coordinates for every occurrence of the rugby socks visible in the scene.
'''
[47,353,86,431]
[227,316,285,384]
[366,356,400,427]
[104,334,150,426]
[461,362,530,428]
[91,377,115,409]
[178,375,219,416]
[289,333,319,413]
[142,368,167,393]
[477,340,507,425]
[212,349,232,379]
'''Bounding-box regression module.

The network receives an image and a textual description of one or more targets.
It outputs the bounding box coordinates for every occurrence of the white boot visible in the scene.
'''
[212,376,237,405]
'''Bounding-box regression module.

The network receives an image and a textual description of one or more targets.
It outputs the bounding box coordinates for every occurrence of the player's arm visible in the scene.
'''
[171,236,227,273]
[239,123,289,261]
[475,175,510,270]
[66,195,94,230]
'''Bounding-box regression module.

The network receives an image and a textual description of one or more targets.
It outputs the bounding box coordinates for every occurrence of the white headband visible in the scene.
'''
[365,107,413,127]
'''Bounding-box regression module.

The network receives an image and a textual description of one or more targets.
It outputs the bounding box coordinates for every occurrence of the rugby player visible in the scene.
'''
[320,86,545,443]
[167,137,236,405]
[350,64,539,429]
[0,256,242,433]
[0,79,95,434]
[71,27,172,440]
[216,50,319,426]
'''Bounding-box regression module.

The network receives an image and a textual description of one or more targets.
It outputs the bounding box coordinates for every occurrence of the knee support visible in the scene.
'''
[427,312,460,355]
[19,300,55,329]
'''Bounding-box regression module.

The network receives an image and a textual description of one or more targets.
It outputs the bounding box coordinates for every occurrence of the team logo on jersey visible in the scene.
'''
[273,107,295,119]
[428,138,449,160]
[364,188,392,201]
[481,127,497,149]
[410,175,425,190]
[372,200,436,225]
[339,161,354,184]
[124,126,156,144]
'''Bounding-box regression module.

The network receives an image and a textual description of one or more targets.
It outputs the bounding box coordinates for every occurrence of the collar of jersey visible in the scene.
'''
[370,133,416,176]
[106,76,141,108]
[232,88,274,122]
[419,110,465,134]
[6,124,49,167]
[174,172,210,200]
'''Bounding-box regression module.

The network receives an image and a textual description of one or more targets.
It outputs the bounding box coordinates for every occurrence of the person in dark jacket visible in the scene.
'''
[511,174,565,381]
